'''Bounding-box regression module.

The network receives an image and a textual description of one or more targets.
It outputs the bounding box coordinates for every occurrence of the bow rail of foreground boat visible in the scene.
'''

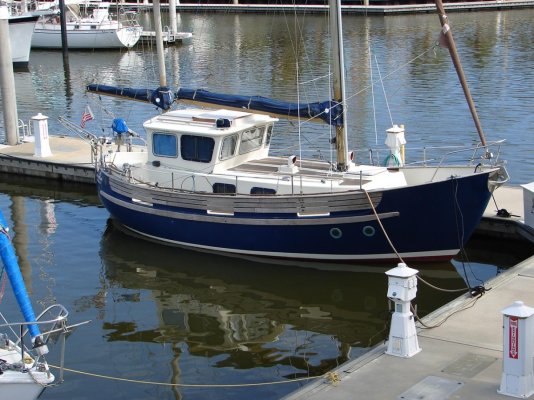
[0,303,88,386]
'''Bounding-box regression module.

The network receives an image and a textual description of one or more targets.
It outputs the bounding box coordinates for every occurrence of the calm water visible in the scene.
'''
[0,175,530,400]
[0,8,533,400]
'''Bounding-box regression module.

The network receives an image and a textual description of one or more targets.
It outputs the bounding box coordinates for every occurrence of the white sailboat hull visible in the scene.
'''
[32,23,142,49]
[8,15,38,67]
[0,343,54,400]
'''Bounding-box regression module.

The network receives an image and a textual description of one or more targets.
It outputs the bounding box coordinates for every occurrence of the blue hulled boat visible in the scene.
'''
[86,0,508,264]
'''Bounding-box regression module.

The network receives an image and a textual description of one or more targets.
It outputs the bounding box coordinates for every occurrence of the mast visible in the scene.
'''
[153,0,166,88]
[434,0,487,146]
[329,0,349,171]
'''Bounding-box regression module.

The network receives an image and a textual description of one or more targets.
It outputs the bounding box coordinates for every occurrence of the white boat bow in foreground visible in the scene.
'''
[0,210,84,399]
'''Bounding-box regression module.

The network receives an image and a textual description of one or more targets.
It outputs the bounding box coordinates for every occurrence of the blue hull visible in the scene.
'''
[97,171,492,262]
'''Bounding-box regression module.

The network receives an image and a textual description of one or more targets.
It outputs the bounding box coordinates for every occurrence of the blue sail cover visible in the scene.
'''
[175,88,344,126]
[86,84,175,110]
[86,84,343,126]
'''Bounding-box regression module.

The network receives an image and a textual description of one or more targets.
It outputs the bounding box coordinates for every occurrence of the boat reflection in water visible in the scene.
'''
[99,219,481,382]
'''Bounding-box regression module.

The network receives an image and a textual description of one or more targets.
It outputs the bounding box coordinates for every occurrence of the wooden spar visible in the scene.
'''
[153,0,166,88]
[329,0,349,171]
[434,0,487,147]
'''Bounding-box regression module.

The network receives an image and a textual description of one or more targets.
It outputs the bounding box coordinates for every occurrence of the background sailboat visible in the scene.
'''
[32,1,143,49]
[4,9,39,68]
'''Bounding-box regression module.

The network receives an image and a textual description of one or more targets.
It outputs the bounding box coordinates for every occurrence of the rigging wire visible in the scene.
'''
[295,19,303,168]
[369,46,378,145]
[338,44,438,123]
[286,44,438,156]
[374,54,394,128]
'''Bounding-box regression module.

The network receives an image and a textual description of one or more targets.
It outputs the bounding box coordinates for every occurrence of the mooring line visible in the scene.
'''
[48,364,327,387]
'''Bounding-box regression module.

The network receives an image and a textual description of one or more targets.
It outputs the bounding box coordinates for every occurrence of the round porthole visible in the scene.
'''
[363,226,375,237]
[330,227,342,239]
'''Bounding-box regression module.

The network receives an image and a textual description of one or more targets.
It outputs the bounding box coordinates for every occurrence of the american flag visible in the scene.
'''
[80,106,94,128]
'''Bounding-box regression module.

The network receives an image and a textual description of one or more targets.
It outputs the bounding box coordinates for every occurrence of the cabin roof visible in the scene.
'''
[143,109,277,137]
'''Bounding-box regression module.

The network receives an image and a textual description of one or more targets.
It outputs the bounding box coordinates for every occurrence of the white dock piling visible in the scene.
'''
[32,113,52,157]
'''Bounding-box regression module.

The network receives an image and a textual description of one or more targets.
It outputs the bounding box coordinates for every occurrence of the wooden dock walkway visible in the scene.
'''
[138,30,193,46]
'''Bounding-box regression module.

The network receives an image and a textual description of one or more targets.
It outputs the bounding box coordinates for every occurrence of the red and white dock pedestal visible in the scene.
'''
[32,113,52,158]
[499,300,534,398]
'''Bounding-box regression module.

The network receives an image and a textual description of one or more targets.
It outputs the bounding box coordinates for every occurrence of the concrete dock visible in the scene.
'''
[480,184,534,244]
[0,136,95,184]
[283,253,534,400]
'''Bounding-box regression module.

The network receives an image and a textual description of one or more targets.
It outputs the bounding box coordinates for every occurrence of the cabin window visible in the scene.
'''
[213,183,236,194]
[219,134,238,160]
[238,128,263,154]
[153,132,178,158]
[265,125,274,146]
[181,135,214,163]
[250,187,276,195]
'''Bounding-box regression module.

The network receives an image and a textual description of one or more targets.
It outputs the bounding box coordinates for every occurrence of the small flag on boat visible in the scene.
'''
[80,106,94,128]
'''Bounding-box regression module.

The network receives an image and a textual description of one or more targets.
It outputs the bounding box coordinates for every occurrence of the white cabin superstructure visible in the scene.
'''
[107,108,409,197]
[145,109,276,174]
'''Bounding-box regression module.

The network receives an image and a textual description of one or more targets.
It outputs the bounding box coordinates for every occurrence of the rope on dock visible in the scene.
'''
[412,294,481,330]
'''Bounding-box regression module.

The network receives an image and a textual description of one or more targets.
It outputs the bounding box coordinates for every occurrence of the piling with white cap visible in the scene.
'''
[498,300,534,398]
[0,6,20,145]
[32,113,53,157]
[385,262,421,358]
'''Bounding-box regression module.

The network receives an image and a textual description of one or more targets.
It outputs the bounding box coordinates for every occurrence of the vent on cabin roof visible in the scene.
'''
[216,118,231,128]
